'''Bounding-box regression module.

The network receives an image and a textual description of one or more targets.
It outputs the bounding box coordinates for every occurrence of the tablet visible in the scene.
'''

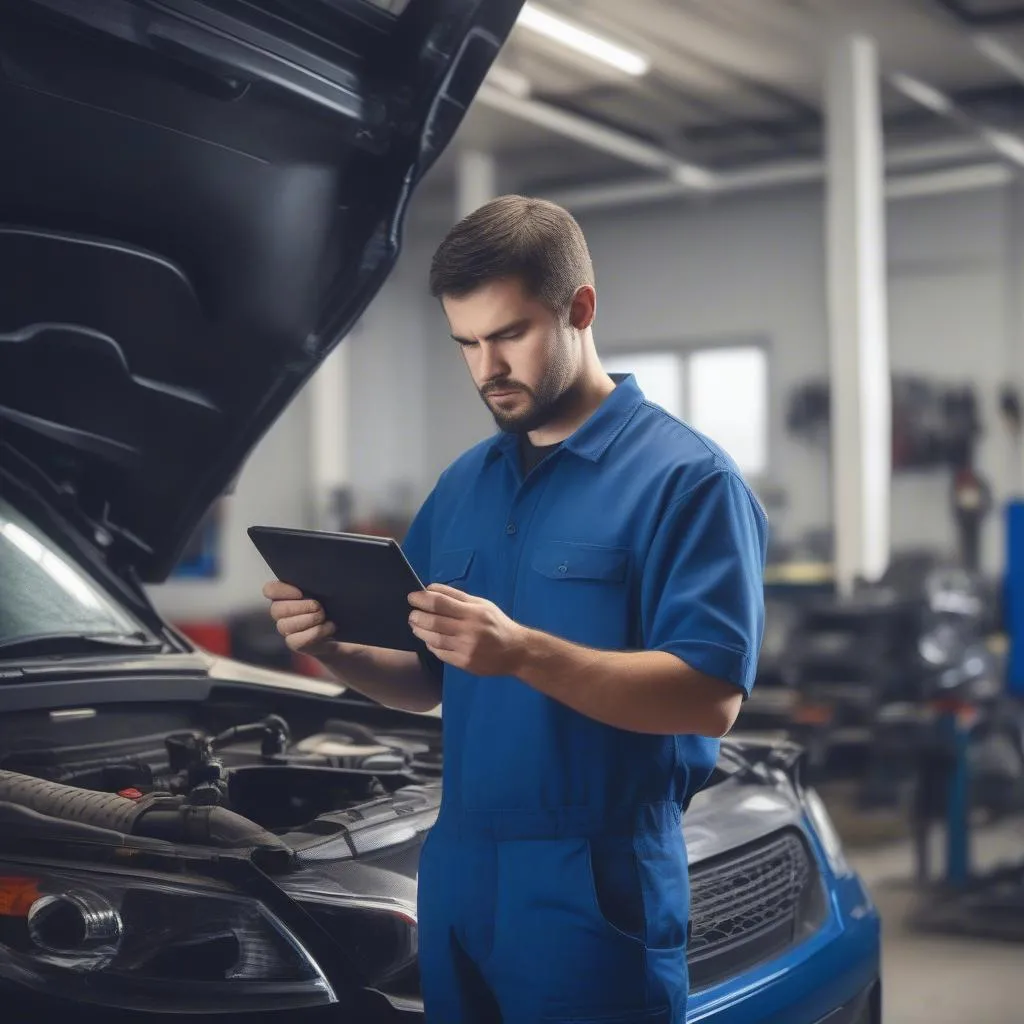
[248,526,425,653]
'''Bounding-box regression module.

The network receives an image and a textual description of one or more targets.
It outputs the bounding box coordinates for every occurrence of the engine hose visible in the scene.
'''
[0,769,148,833]
[133,803,293,856]
[0,770,294,870]
[212,714,290,757]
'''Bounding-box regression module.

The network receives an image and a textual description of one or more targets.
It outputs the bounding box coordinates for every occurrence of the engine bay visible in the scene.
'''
[0,698,444,860]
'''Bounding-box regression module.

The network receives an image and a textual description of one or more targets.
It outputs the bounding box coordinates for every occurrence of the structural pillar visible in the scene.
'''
[825,33,892,595]
[456,149,498,220]
[308,342,350,531]
[1007,181,1024,696]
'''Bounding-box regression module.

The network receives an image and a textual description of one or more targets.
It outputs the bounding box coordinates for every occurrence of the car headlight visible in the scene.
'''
[0,863,334,1013]
[802,788,852,878]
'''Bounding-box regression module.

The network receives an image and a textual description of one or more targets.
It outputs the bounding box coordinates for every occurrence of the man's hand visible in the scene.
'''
[263,581,337,657]
[262,580,441,713]
[408,584,528,676]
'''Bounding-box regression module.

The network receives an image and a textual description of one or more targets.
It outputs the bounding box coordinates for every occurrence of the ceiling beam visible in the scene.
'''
[931,0,1024,27]
[889,70,1024,167]
[474,82,716,190]
[537,137,1000,212]
[472,25,1022,210]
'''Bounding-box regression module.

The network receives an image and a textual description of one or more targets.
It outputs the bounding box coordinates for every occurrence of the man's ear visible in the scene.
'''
[569,285,597,331]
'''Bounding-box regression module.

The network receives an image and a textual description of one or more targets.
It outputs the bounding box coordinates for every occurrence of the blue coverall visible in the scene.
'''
[402,374,768,1023]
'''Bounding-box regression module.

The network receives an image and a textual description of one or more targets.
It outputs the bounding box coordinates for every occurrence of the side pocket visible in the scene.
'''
[585,836,646,945]
[632,827,689,951]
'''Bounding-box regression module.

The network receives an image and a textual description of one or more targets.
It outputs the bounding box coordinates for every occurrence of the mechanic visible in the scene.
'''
[263,195,768,1023]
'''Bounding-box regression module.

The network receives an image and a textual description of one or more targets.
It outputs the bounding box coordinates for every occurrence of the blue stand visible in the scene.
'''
[942,710,971,888]
[1009,501,1024,697]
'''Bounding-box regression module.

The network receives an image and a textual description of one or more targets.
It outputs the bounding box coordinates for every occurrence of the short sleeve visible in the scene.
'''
[641,469,768,697]
[400,487,444,682]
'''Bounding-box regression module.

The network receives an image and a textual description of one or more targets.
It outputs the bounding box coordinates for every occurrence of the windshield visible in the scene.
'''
[0,498,149,647]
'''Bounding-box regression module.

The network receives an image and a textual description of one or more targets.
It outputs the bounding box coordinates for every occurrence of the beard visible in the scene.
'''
[480,347,579,435]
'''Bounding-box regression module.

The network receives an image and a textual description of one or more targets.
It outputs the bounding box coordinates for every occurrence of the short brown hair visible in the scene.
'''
[429,195,594,317]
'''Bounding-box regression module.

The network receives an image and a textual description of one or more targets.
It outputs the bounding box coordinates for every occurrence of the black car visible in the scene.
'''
[0,3,879,1021]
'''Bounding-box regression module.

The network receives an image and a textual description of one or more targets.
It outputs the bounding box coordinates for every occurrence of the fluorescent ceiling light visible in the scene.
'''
[485,64,532,98]
[984,127,1024,167]
[973,34,1024,85]
[889,73,954,116]
[516,3,651,77]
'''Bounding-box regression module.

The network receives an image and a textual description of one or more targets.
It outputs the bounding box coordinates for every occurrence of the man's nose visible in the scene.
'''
[479,342,509,381]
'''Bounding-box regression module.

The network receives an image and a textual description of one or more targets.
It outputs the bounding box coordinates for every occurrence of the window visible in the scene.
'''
[602,345,768,476]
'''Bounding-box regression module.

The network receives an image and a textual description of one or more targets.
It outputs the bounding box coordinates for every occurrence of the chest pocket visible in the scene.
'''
[530,541,629,582]
[431,548,475,585]
[524,541,633,648]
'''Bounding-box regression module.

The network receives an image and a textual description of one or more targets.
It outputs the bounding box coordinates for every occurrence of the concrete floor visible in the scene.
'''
[845,816,1024,1024]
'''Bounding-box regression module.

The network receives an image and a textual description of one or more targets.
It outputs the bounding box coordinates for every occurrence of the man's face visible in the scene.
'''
[442,277,580,434]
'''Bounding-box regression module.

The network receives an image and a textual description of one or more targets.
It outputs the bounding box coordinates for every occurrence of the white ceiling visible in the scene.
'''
[424,0,1024,198]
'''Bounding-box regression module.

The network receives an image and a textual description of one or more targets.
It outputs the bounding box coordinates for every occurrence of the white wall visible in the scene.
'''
[345,236,436,520]
[887,186,1014,574]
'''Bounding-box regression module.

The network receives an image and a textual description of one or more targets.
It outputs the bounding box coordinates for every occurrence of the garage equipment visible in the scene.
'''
[906,502,1024,942]
[1008,500,1024,699]
[906,696,1024,943]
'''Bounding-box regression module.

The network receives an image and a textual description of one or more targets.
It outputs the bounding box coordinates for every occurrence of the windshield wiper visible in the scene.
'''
[0,631,166,658]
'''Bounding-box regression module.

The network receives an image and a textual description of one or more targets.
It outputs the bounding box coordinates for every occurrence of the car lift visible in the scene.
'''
[906,500,1024,942]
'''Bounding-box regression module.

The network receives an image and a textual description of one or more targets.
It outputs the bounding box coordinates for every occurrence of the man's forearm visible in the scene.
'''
[316,643,441,713]
[510,628,742,737]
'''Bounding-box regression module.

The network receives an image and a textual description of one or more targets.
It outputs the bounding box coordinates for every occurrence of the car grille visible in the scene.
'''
[688,827,826,990]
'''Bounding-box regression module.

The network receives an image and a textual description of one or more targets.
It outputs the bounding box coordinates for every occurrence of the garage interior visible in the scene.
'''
[144,1,1024,1021]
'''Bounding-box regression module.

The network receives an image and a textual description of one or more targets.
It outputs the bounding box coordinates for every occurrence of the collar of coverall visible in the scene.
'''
[485,373,644,467]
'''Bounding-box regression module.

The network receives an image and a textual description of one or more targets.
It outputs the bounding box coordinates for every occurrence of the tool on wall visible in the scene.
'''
[787,375,992,570]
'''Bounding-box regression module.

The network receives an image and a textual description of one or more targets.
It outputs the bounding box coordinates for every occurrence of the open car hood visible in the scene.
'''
[0,0,523,581]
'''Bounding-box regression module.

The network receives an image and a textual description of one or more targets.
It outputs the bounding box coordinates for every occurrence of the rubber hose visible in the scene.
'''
[133,803,292,854]
[0,770,293,868]
[0,769,147,833]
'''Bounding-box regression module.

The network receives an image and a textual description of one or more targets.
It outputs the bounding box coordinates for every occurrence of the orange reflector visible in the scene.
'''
[794,705,832,725]
[0,877,40,917]
[930,699,979,727]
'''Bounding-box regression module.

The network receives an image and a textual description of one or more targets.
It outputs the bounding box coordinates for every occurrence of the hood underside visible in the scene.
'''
[0,0,522,581]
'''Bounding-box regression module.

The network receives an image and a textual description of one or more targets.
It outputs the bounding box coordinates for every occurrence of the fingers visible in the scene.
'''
[262,580,334,653]
[410,623,455,651]
[276,610,327,637]
[427,583,470,600]
[263,580,304,601]
[269,598,323,622]
[408,589,469,618]
[282,622,336,652]
[409,609,459,637]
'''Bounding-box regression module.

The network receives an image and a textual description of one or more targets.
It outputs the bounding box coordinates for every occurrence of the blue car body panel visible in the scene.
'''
[689,818,880,1024]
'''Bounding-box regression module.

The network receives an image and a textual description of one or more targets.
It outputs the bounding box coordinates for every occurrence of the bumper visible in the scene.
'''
[0,987,415,1024]
[815,981,879,1024]
[3,830,881,1024]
